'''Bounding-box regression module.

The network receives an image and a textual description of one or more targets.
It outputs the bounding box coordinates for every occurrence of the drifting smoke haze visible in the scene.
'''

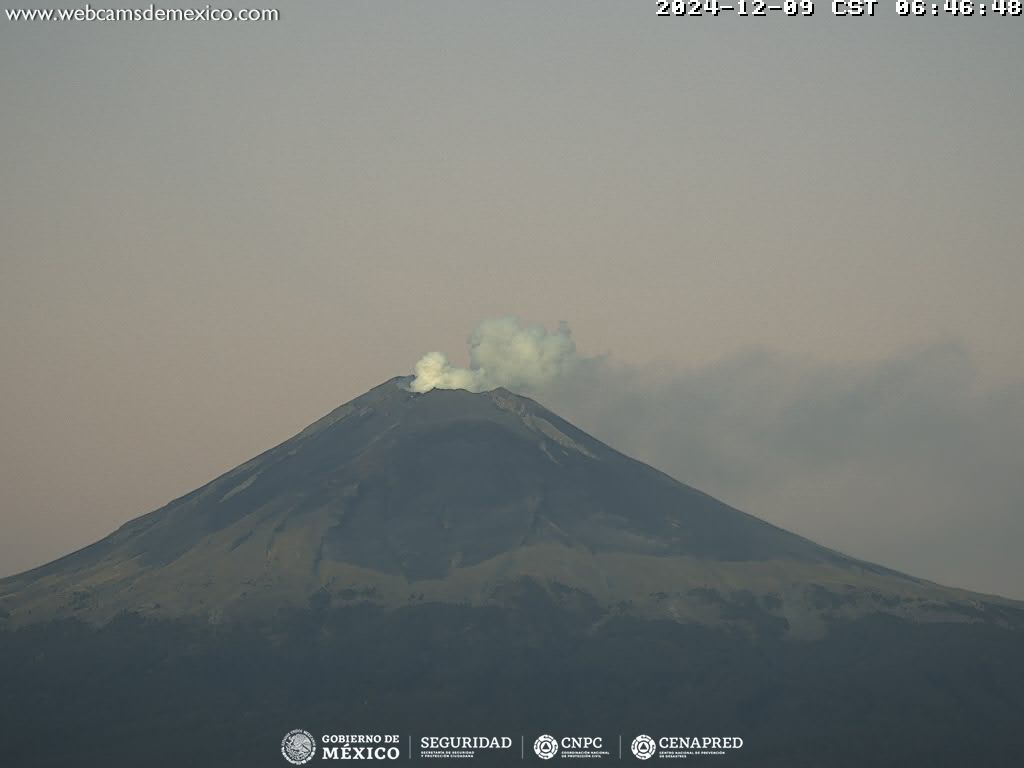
[410,317,578,393]
[411,319,1024,599]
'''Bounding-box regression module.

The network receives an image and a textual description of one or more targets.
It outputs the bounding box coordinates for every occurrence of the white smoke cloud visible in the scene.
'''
[410,317,578,393]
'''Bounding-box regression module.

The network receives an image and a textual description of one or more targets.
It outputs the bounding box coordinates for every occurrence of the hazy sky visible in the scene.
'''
[2,4,1022,597]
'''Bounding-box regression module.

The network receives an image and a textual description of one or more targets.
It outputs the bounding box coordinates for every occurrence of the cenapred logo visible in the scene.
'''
[534,734,559,760]
[282,729,317,765]
[631,734,656,760]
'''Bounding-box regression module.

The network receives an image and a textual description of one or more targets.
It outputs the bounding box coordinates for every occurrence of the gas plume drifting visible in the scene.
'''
[413,317,1024,598]
[409,317,578,393]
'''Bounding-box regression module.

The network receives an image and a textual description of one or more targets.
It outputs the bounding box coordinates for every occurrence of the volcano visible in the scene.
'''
[2,377,1013,631]
[1,378,1023,767]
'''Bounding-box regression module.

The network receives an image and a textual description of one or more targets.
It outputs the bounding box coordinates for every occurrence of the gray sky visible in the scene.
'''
[2,3,1022,597]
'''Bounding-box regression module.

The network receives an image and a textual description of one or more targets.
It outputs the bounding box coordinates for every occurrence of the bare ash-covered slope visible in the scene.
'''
[1,377,1020,635]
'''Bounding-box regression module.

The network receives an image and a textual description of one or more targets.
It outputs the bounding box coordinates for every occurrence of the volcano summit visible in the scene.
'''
[1,378,1023,767]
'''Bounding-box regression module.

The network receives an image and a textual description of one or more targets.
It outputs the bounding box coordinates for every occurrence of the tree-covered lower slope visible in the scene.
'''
[2,589,1023,767]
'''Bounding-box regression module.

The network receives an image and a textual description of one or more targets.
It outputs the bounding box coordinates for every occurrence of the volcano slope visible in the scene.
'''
[1,377,1023,766]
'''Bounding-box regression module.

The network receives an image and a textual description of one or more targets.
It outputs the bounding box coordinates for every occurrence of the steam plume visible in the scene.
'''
[410,317,578,393]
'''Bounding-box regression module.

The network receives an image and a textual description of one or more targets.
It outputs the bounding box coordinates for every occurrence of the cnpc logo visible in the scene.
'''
[533,735,559,760]
[534,735,605,759]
